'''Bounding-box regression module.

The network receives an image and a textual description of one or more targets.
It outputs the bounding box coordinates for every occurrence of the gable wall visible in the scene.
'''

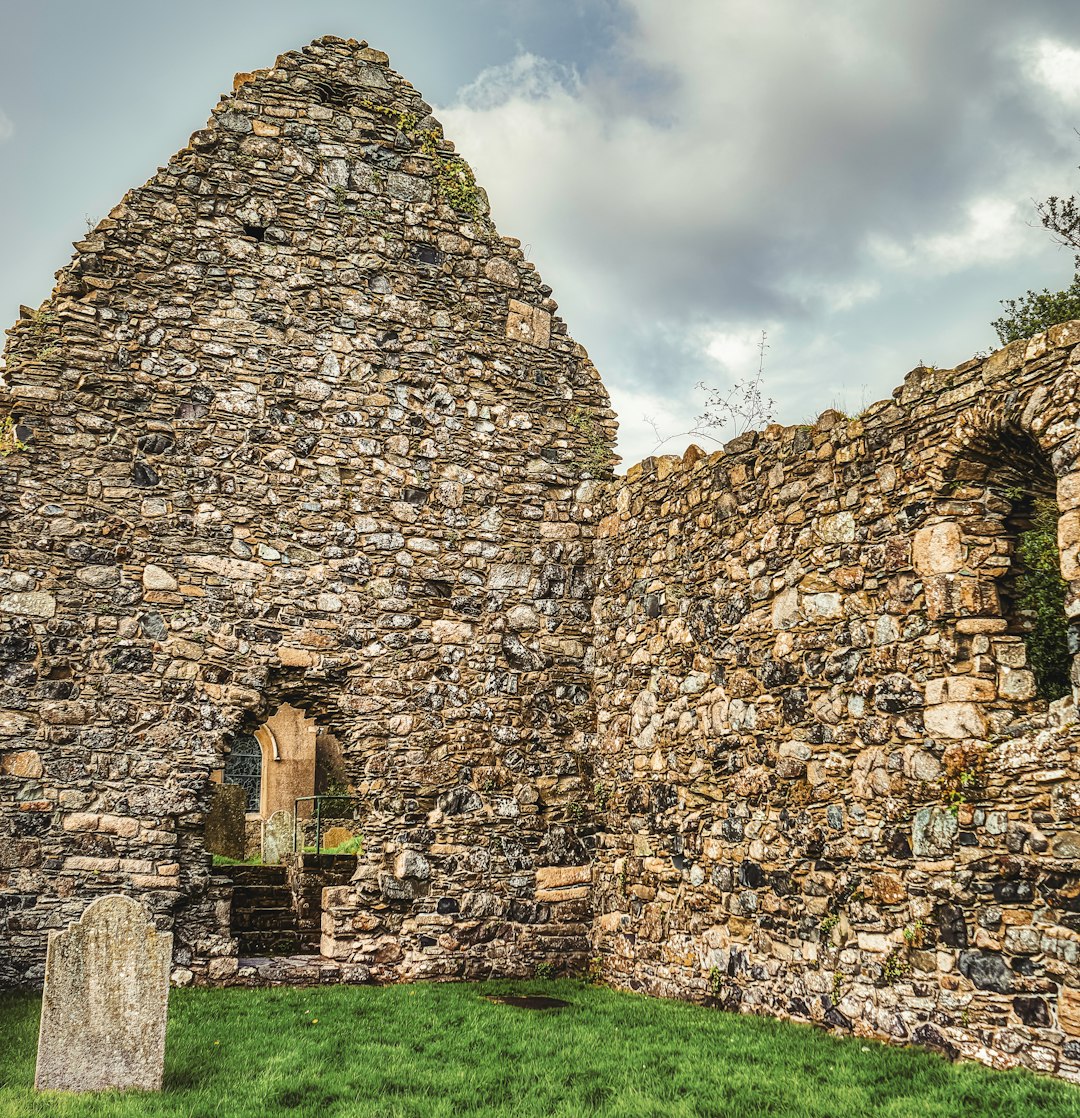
[0,37,614,986]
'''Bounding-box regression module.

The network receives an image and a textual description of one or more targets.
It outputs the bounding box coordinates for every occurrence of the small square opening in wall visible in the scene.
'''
[311,80,355,108]
[506,299,551,349]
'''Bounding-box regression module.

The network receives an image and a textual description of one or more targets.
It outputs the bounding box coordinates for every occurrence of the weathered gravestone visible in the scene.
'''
[205,783,247,860]
[262,809,294,865]
[35,894,171,1092]
[322,826,356,851]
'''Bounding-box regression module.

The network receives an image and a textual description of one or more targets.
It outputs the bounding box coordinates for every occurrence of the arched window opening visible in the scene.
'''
[946,426,1071,705]
[220,703,353,822]
[223,732,262,812]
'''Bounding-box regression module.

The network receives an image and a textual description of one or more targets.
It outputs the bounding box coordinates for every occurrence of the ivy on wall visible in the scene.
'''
[1016,497,1072,701]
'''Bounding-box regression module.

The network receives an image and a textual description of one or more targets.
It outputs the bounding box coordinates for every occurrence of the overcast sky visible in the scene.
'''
[4,1,1080,467]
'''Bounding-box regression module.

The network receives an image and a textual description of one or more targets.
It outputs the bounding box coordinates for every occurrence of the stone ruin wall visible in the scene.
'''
[589,324,1080,1079]
[0,37,615,987]
[5,31,1080,1084]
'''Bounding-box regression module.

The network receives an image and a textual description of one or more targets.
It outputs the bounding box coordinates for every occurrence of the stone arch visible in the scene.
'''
[218,668,356,824]
[252,703,318,819]
[917,405,1080,739]
[213,693,361,868]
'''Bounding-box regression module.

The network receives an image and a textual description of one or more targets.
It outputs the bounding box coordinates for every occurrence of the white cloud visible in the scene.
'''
[1028,37,1080,103]
[778,276,883,314]
[608,382,698,461]
[454,53,581,111]
[435,3,1080,468]
[0,109,13,144]
[704,328,771,374]
[821,280,882,313]
[868,197,1037,275]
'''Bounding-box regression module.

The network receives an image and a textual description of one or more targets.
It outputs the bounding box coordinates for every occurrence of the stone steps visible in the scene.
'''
[226,864,316,956]
[236,906,296,931]
[227,865,288,886]
[238,929,320,955]
[292,854,356,932]
[230,886,292,911]
[223,857,355,956]
[299,853,356,873]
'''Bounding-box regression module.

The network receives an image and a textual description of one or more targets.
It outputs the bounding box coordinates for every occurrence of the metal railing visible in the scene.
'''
[291,794,365,855]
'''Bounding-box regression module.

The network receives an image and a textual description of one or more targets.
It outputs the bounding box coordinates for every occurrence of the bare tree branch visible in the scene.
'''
[649,330,775,451]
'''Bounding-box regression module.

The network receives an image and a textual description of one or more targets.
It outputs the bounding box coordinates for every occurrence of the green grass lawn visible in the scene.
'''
[2,980,1080,1117]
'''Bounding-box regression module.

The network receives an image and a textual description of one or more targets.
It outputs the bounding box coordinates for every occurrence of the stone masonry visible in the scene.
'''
[591,328,1080,1079]
[5,33,1080,1082]
[0,37,614,988]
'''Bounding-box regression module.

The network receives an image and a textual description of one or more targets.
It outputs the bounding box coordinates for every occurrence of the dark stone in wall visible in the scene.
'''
[934,904,968,948]
[1012,997,1050,1027]
[959,952,1013,994]
[912,1024,959,1060]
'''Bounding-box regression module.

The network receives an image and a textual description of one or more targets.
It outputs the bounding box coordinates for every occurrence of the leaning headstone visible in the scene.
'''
[262,809,294,865]
[35,894,171,1092]
[205,783,247,860]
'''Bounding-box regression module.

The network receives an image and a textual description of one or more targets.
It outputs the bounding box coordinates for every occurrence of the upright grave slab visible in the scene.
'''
[35,895,172,1092]
[205,783,248,861]
[262,810,294,865]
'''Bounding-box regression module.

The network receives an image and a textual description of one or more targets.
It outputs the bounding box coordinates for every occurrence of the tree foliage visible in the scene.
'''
[1036,191,1080,252]
[1016,497,1072,702]
[992,278,1080,345]
[992,160,1080,345]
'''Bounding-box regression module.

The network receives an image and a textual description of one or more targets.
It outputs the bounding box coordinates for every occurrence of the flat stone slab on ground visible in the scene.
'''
[35,894,172,1092]
[233,954,371,986]
[321,825,356,849]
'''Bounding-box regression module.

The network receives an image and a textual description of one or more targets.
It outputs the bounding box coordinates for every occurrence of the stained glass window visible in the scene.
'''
[223,733,262,813]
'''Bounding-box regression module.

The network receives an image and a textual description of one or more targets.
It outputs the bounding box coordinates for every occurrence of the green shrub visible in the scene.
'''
[992,277,1080,345]
[1016,497,1072,701]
